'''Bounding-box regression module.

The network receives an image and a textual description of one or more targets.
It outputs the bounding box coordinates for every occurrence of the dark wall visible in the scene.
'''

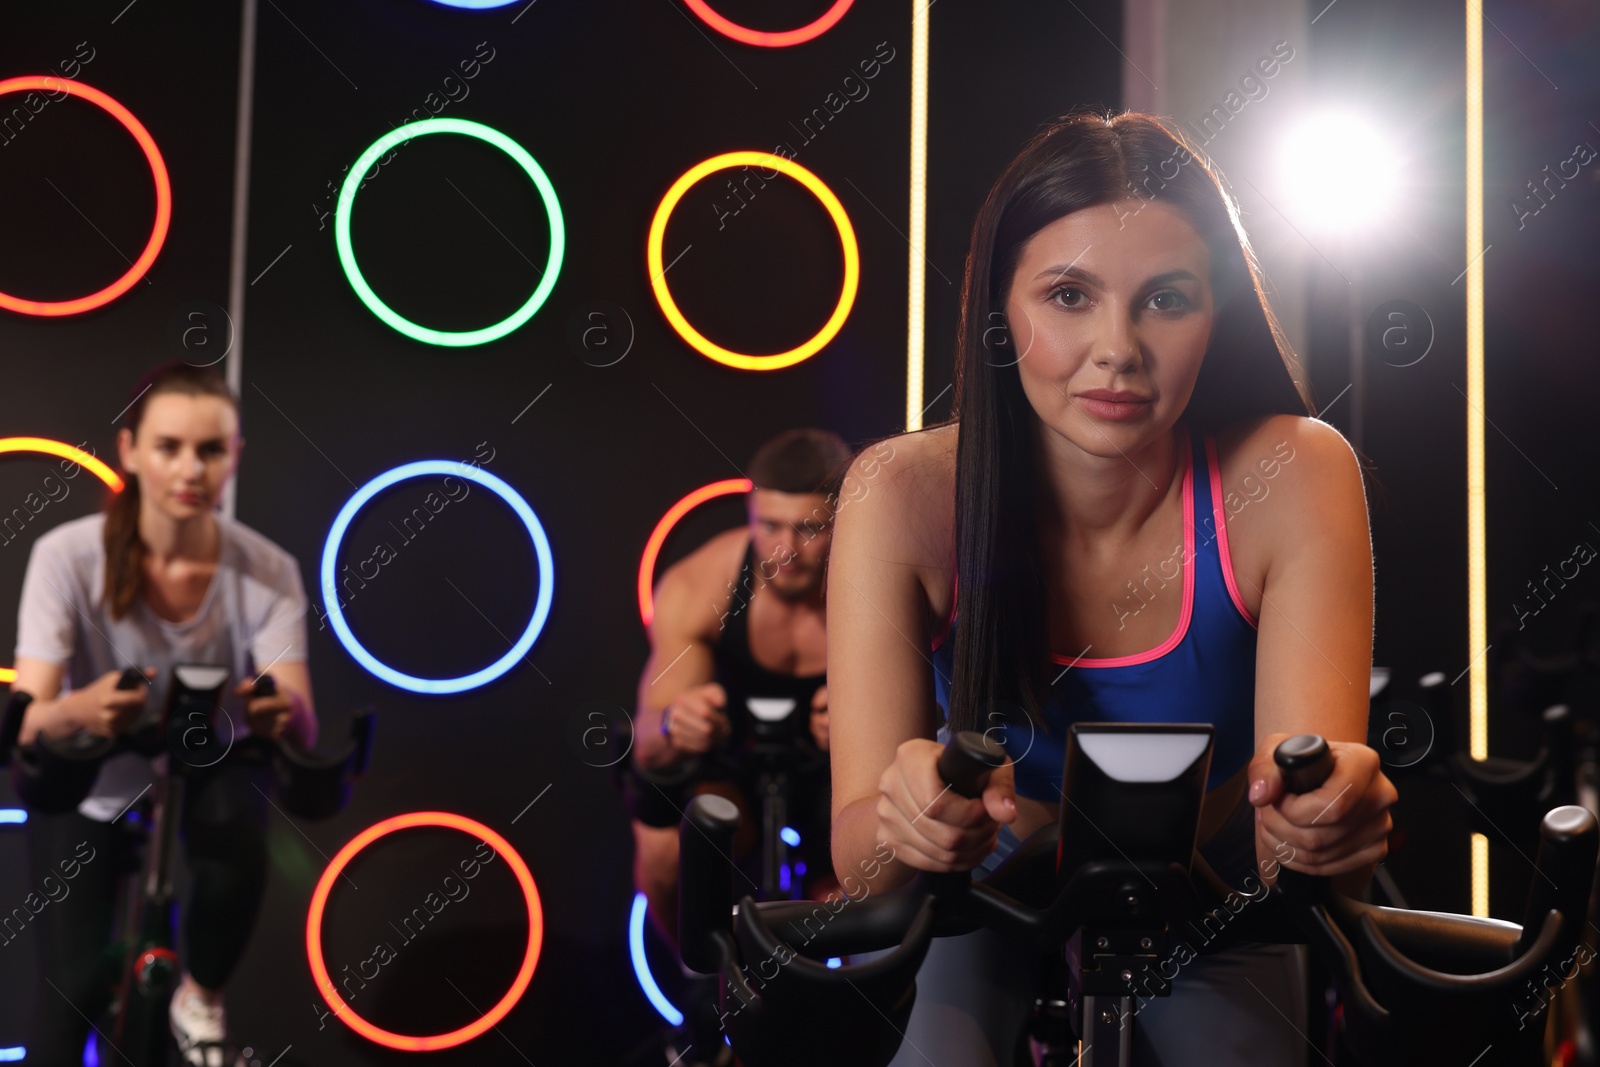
[1296,0,1600,920]
[0,1,1116,1063]
[10,0,1590,1059]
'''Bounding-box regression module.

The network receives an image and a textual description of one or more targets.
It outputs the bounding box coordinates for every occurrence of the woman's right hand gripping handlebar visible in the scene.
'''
[66,666,154,739]
[875,736,1017,873]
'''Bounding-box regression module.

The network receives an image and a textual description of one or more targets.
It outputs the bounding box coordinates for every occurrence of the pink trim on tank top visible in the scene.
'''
[1206,436,1260,630]
[930,431,1202,667]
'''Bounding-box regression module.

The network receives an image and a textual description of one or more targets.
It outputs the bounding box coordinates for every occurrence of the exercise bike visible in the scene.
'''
[1,665,373,1067]
[617,687,828,1067]
[677,723,1599,1067]
[622,687,830,902]
[1399,606,1600,1067]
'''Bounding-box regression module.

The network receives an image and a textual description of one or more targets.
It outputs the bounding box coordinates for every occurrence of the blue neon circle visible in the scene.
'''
[428,0,518,7]
[320,460,554,694]
[629,891,683,1025]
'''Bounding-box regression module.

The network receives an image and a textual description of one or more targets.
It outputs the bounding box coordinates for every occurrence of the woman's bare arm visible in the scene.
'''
[829,444,937,894]
[827,434,1015,896]
[1243,415,1393,894]
[15,655,74,744]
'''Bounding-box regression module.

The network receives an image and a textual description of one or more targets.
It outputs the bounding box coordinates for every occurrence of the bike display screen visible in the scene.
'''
[1056,723,1213,879]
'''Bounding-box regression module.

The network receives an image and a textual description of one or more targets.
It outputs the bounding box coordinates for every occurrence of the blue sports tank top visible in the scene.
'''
[929,422,1260,800]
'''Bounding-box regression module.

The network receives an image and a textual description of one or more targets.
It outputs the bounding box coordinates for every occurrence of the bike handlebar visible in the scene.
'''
[680,728,1600,1067]
[3,669,373,822]
[935,730,1006,798]
[622,694,833,831]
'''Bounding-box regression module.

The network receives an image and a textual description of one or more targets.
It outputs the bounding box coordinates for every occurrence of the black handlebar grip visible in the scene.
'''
[116,667,146,690]
[679,793,741,975]
[0,692,32,764]
[351,707,376,777]
[1275,734,1334,795]
[252,674,277,698]
[1514,804,1600,958]
[937,731,1008,799]
[1543,705,1578,806]
[1271,735,1334,902]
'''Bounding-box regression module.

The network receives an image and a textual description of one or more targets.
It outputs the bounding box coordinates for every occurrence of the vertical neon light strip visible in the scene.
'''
[1465,1,1489,916]
[1,809,26,1061]
[222,0,259,522]
[905,0,930,430]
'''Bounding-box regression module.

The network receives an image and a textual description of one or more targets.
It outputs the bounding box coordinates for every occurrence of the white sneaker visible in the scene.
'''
[168,983,237,1067]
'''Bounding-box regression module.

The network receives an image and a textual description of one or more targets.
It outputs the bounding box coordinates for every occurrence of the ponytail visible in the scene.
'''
[102,472,145,621]
[100,360,238,621]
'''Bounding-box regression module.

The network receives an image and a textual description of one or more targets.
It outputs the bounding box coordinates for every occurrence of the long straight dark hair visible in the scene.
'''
[104,361,239,620]
[933,110,1317,736]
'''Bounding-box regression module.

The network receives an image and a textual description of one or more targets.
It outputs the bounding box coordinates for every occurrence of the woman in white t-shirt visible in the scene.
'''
[14,360,318,1067]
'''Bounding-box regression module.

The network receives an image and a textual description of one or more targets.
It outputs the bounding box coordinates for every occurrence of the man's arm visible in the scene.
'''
[633,559,721,771]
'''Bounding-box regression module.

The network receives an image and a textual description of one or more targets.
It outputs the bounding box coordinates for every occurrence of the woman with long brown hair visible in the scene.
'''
[14,360,317,1066]
[828,112,1396,1064]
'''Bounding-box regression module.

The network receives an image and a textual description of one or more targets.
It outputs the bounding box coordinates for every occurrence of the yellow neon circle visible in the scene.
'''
[0,438,125,685]
[647,151,859,371]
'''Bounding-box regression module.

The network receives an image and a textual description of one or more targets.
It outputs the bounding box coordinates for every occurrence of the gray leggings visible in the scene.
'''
[869,923,1309,1067]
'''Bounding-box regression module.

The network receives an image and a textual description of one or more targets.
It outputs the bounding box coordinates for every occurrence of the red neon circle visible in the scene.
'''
[306,811,543,1051]
[0,438,124,684]
[638,478,751,627]
[0,77,172,317]
[682,0,854,47]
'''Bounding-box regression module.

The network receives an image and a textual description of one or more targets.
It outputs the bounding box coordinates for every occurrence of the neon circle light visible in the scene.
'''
[628,891,683,1025]
[0,438,124,683]
[638,478,750,627]
[683,0,854,47]
[648,152,858,371]
[306,812,543,1051]
[0,78,171,317]
[320,460,554,693]
[334,118,564,346]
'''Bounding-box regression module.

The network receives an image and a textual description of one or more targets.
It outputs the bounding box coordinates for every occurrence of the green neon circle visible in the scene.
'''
[334,118,565,347]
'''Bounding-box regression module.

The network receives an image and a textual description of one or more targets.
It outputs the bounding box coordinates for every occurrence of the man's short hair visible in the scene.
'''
[747,429,853,499]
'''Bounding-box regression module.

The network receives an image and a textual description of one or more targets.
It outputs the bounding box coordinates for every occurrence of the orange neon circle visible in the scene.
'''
[638,478,751,627]
[0,438,124,685]
[647,151,859,371]
[682,0,854,46]
[305,811,543,1051]
[0,77,172,317]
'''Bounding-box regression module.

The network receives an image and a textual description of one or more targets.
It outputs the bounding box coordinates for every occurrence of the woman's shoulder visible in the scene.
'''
[837,424,957,617]
[218,516,303,584]
[30,512,107,562]
[1211,413,1358,484]
[1210,414,1367,566]
[851,422,956,497]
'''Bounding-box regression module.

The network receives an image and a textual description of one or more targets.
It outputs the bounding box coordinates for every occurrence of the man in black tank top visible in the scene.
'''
[711,537,828,749]
[631,429,854,963]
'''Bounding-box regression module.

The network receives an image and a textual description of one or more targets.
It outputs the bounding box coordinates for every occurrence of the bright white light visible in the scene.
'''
[1278,113,1401,233]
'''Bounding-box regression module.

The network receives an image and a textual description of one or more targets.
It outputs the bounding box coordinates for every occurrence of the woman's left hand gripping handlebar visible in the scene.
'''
[1248,733,1398,882]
